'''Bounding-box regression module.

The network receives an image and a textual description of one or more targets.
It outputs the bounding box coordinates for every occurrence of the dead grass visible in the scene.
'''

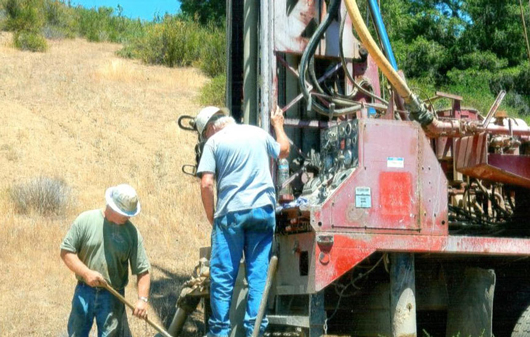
[0,32,211,336]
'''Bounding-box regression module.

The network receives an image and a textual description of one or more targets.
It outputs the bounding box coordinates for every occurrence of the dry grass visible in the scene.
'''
[0,32,211,336]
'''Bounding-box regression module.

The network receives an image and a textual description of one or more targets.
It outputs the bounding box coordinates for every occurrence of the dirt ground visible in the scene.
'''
[0,32,212,336]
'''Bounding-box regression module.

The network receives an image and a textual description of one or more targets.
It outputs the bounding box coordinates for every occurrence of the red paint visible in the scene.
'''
[314,233,530,291]
[379,172,412,219]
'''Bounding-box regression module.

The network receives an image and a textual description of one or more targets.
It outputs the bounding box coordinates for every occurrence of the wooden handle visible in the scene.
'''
[251,255,279,337]
[102,283,173,337]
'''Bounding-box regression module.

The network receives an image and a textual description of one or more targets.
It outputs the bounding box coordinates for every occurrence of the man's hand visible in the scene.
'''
[61,249,107,288]
[133,299,148,319]
[134,271,150,319]
[270,106,290,158]
[83,270,107,288]
[270,106,285,127]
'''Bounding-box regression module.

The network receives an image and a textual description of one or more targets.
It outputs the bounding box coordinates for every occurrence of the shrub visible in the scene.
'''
[3,0,48,51]
[77,6,109,42]
[458,51,508,71]
[0,8,7,30]
[488,66,521,94]
[41,0,76,39]
[198,22,225,77]
[75,5,145,43]
[120,16,226,76]
[200,73,226,106]
[504,92,530,117]
[10,176,74,216]
[4,0,44,32]
[129,16,203,67]
[13,29,47,51]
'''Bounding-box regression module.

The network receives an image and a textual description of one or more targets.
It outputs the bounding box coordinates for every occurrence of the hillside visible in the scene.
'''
[0,32,211,336]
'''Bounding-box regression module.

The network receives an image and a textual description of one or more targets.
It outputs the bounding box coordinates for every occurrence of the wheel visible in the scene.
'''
[512,306,530,336]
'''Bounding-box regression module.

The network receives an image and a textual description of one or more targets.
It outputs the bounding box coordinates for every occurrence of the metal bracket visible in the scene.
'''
[316,235,334,251]
[177,115,197,132]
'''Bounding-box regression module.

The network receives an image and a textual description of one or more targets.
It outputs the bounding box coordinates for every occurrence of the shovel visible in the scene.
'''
[102,283,173,337]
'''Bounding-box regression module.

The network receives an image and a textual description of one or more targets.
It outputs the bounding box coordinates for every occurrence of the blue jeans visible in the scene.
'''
[208,205,275,337]
[67,282,130,337]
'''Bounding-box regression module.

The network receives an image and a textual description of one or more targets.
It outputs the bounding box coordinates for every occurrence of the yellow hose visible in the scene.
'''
[343,0,413,102]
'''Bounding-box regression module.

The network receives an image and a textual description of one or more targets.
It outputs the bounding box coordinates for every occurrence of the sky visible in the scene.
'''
[71,0,181,21]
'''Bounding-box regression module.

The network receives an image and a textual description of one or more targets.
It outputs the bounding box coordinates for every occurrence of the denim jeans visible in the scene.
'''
[67,282,130,337]
[208,205,275,337]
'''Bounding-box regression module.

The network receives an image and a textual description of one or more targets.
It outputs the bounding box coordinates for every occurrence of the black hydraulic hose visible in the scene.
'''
[299,0,362,117]
[338,11,388,105]
[309,56,333,96]
[299,0,339,99]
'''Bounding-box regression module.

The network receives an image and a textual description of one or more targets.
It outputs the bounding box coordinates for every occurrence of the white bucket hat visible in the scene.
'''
[195,106,229,138]
[105,184,141,217]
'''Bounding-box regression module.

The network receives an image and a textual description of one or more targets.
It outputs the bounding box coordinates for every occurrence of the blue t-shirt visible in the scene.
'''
[197,123,280,218]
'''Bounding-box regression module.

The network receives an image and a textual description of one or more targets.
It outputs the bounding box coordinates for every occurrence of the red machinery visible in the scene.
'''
[179,0,530,336]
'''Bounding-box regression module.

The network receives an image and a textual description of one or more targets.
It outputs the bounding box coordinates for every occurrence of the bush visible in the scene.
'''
[458,51,508,71]
[41,0,76,39]
[127,16,202,67]
[504,92,530,117]
[120,16,226,77]
[4,0,44,32]
[0,8,7,30]
[3,0,48,51]
[488,66,521,94]
[200,73,226,106]
[10,176,74,216]
[13,29,47,51]
[199,22,225,77]
[77,6,110,42]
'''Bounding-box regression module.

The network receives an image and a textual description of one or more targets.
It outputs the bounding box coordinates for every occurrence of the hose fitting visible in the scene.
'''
[404,94,434,126]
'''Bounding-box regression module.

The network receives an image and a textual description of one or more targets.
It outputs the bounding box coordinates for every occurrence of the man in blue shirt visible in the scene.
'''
[196,106,289,337]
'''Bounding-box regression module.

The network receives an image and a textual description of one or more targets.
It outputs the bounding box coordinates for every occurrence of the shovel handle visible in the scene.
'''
[251,255,278,337]
[102,283,173,337]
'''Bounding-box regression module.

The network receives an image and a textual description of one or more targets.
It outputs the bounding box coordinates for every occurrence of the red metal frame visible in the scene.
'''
[313,233,530,291]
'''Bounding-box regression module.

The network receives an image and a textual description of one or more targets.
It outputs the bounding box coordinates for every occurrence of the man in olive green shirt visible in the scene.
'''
[60,184,151,337]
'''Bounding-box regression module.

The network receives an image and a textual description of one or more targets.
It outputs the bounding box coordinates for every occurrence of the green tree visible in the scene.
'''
[460,0,525,67]
[180,0,225,24]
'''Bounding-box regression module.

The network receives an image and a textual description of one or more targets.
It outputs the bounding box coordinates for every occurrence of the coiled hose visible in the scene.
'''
[343,0,434,125]
[299,0,363,117]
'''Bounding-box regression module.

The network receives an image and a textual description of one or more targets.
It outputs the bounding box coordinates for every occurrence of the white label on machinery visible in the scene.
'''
[355,187,371,208]
[387,157,404,168]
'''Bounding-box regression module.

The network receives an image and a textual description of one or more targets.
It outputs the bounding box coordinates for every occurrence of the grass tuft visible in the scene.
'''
[9,176,74,216]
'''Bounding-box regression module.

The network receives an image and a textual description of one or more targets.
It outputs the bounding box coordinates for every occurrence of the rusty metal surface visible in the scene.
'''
[315,118,447,234]
[312,233,530,291]
[454,134,530,188]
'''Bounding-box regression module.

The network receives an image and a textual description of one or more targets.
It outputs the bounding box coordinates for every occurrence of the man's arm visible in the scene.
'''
[201,172,215,226]
[270,106,290,158]
[132,271,150,319]
[60,249,106,287]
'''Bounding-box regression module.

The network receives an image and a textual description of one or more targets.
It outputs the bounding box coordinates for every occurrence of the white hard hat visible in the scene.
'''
[195,106,229,137]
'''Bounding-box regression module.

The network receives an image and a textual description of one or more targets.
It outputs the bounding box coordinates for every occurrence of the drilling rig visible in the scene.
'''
[177,0,530,336]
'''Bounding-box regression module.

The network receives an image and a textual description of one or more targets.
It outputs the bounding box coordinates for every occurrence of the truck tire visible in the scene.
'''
[512,306,530,337]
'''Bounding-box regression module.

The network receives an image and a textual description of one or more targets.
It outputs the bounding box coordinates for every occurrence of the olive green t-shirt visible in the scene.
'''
[60,209,150,289]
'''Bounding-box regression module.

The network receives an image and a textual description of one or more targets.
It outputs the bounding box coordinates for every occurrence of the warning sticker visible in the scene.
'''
[355,187,371,208]
[387,157,404,168]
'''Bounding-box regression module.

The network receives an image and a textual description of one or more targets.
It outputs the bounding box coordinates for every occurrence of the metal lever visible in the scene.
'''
[482,90,506,128]
[181,164,197,177]
[177,115,197,132]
